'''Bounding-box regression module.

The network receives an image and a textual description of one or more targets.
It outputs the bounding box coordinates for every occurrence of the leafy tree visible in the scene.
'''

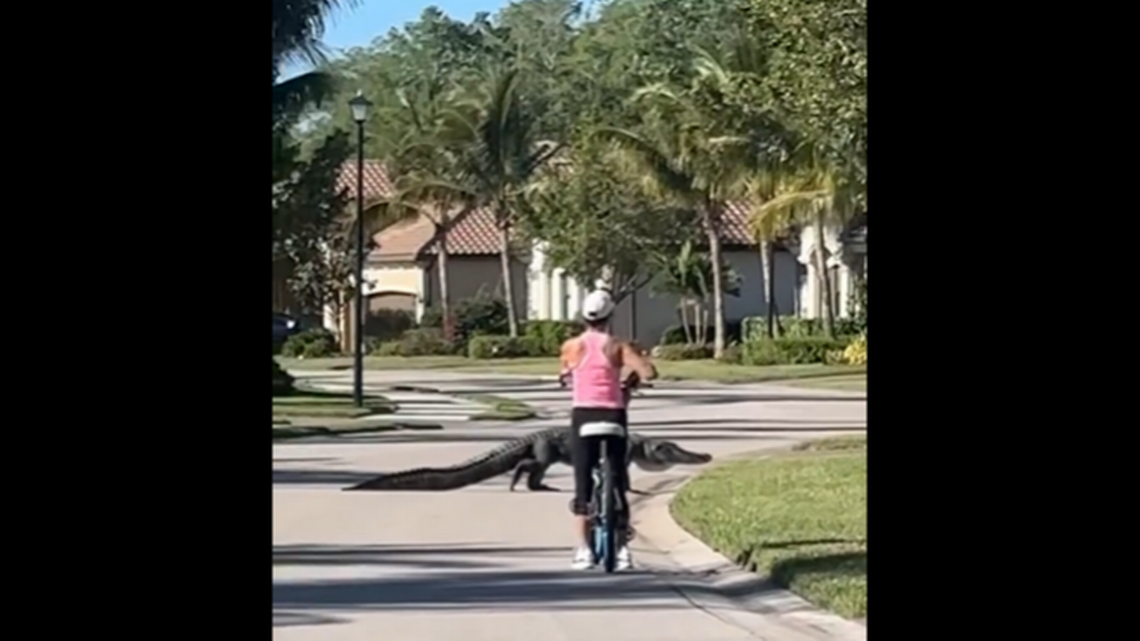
[521,138,701,302]
[735,0,867,337]
[272,132,354,335]
[742,0,866,194]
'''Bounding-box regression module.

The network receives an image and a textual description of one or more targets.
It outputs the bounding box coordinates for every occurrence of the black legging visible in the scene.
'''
[569,407,629,520]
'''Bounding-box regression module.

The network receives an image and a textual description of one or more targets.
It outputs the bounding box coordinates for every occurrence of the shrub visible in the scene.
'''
[467,335,540,359]
[843,333,867,365]
[742,315,865,341]
[717,342,744,364]
[422,291,510,350]
[824,349,847,365]
[364,309,416,342]
[419,306,443,328]
[523,320,583,356]
[389,328,455,356]
[372,341,401,356]
[362,336,383,354]
[654,343,713,361]
[281,327,339,358]
[743,336,851,365]
[659,320,743,346]
[272,359,294,396]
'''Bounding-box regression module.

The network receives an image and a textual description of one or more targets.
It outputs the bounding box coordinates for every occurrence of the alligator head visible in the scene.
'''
[631,438,713,472]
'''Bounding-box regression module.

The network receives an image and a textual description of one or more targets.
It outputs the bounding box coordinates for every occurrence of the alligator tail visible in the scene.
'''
[344,442,531,491]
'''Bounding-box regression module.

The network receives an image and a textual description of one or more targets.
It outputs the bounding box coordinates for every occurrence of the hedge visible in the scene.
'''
[522,320,583,356]
[281,328,339,358]
[467,335,542,359]
[742,336,851,365]
[659,320,743,346]
[742,316,866,341]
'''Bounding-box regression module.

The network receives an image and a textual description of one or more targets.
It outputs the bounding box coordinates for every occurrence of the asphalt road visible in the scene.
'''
[273,371,865,640]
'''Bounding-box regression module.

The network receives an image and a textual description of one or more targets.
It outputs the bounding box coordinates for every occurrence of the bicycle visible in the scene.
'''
[559,372,649,573]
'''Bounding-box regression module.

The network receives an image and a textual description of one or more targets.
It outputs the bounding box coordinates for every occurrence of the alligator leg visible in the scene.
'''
[518,437,559,491]
[509,459,537,491]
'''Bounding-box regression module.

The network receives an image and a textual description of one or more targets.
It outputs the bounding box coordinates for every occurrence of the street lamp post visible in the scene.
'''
[348,91,373,408]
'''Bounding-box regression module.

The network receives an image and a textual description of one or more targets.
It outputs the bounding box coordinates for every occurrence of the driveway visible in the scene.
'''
[274,370,865,640]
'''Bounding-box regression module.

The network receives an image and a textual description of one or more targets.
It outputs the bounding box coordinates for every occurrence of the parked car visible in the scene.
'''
[273,312,300,349]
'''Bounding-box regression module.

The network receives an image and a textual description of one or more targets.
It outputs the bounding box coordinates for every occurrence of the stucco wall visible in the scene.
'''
[423,255,530,320]
[608,248,800,344]
[527,247,799,344]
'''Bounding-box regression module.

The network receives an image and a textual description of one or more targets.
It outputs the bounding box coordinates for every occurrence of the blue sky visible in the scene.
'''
[284,0,510,78]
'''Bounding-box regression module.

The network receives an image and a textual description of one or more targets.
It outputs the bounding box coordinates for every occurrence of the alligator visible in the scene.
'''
[343,426,712,492]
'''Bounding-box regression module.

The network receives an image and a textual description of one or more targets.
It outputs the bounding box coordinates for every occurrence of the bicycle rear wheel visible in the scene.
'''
[599,438,618,573]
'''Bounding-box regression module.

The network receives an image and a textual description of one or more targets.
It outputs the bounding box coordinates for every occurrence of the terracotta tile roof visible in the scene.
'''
[350,159,777,261]
[368,216,436,262]
[368,207,506,261]
[719,201,754,246]
[422,208,507,256]
[336,160,393,203]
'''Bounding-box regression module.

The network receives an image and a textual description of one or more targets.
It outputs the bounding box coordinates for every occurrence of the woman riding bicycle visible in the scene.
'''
[560,289,657,570]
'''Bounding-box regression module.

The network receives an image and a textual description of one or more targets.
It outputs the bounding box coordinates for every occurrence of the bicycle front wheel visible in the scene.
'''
[599,438,618,573]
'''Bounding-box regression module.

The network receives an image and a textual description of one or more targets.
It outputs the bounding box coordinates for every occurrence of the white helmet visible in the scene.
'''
[582,289,615,322]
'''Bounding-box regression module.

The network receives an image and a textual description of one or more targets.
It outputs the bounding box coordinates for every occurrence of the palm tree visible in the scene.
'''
[682,38,794,341]
[432,67,562,337]
[650,240,741,345]
[744,174,797,338]
[600,100,750,359]
[374,83,481,340]
[272,0,355,74]
[273,0,357,139]
[750,146,860,338]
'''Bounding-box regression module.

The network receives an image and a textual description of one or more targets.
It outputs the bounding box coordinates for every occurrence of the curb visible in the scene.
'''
[630,474,866,641]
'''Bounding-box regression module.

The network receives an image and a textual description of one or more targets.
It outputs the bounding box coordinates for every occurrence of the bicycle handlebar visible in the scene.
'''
[557,373,654,391]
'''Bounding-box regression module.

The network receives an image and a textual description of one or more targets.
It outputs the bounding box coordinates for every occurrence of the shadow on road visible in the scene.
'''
[273,610,348,627]
[274,543,564,571]
[641,392,864,404]
[273,566,777,612]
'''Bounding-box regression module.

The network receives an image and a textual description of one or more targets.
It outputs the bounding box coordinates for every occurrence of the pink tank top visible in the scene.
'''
[570,330,625,409]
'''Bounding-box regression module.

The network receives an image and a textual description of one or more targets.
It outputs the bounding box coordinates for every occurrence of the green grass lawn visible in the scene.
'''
[783,373,866,392]
[272,389,397,420]
[458,393,539,421]
[671,436,867,619]
[276,355,864,385]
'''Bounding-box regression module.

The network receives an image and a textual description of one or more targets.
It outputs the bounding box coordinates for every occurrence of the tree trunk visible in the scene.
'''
[436,218,453,341]
[813,212,837,339]
[335,296,350,353]
[759,240,776,338]
[688,298,697,344]
[705,204,727,359]
[679,300,692,344]
[497,220,519,337]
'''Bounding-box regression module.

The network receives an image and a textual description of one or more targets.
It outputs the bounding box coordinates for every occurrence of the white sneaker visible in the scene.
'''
[571,546,595,570]
[616,545,633,571]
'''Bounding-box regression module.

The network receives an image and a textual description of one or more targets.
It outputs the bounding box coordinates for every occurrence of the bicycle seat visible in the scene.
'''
[579,421,627,438]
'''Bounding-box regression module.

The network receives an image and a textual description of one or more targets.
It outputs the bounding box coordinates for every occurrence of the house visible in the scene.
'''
[323,161,529,343]
[531,210,866,343]
[324,160,867,345]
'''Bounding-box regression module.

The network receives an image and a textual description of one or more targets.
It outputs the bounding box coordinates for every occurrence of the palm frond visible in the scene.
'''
[596,126,698,202]
[273,71,334,127]
[272,0,358,70]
